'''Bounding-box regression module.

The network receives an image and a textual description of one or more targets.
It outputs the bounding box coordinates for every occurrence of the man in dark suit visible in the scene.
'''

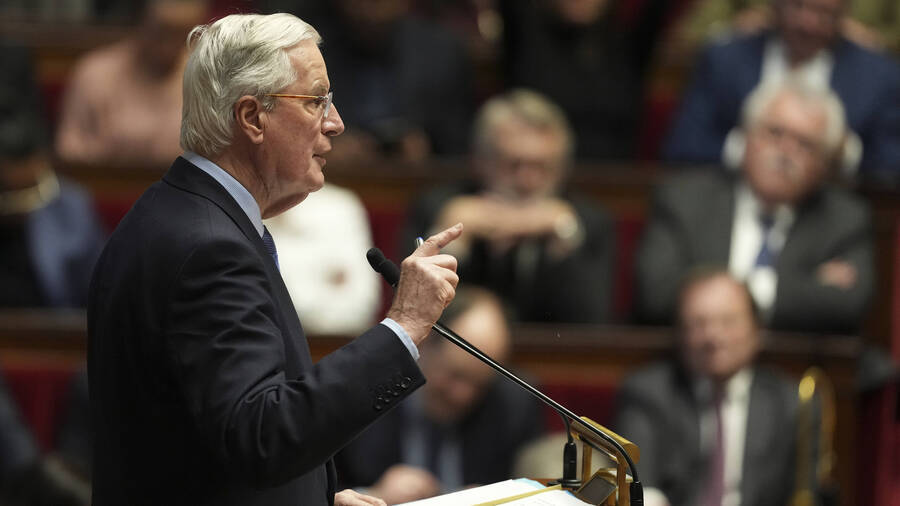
[334,287,543,504]
[664,0,900,173]
[637,79,873,333]
[402,89,615,324]
[88,13,463,506]
[615,269,800,506]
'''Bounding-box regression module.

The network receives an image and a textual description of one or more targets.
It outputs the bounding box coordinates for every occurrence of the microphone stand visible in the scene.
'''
[367,248,643,506]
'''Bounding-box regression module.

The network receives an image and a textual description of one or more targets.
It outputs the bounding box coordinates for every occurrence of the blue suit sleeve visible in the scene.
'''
[663,44,731,164]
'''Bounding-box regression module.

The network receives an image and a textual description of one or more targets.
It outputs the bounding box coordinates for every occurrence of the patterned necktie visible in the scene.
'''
[754,213,776,267]
[261,226,280,271]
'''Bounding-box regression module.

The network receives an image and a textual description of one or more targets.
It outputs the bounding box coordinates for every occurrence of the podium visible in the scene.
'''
[559,417,640,505]
[400,417,640,506]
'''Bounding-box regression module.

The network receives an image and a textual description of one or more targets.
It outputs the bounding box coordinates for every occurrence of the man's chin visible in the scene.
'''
[263,192,310,219]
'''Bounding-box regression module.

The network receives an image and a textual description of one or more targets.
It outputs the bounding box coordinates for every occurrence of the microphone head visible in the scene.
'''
[366,247,400,287]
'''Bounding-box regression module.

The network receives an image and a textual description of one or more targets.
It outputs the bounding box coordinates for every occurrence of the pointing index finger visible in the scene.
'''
[413,223,463,257]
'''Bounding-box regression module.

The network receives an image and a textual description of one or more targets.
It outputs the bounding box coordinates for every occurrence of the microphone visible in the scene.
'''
[365,247,643,506]
[366,248,400,287]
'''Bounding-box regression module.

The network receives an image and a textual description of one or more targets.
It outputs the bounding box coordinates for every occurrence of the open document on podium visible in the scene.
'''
[398,478,593,505]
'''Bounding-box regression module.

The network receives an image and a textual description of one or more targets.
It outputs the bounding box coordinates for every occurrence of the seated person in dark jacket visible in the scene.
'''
[500,0,672,160]
[261,0,473,162]
[637,79,872,333]
[0,81,105,309]
[334,287,543,504]
[663,0,900,174]
[615,269,801,506]
[403,89,614,323]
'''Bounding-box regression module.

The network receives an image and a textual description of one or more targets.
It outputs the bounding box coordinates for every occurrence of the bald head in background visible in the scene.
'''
[419,287,512,425]
[678,269,762,385]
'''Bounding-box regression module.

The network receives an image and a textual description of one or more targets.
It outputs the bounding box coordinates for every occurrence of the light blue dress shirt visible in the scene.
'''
[182,151,418,360]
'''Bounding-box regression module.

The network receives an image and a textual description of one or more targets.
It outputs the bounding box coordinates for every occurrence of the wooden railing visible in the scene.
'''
[0,309,865,504]
[58,159,900,349]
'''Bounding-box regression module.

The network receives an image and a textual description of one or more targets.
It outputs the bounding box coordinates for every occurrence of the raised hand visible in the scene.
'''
[387,223,463,344]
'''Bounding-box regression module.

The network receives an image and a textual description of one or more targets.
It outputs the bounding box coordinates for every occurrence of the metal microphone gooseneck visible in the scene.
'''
[365,247,643,506]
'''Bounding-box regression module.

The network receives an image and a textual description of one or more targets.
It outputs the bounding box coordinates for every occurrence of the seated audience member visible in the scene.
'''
[55,0,208,169]
[403,89,614,323]
[500,0,671,160]
[263,183,380,335]
[615,269,801,506]
[637,80,873,333]
[664,0,900,173]
[666,0,900,56]
[334,287,543,504]
[261,0,474,161]
[0,107,105,308]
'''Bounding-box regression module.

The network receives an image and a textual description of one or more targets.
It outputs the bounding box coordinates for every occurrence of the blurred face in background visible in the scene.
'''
[742,91,831,206]
[420,301,510,425]
[774,0,845,63]
[137,0,209,75]
[548,0,612,25]
[679,275,761,384]
[480,118,568,202]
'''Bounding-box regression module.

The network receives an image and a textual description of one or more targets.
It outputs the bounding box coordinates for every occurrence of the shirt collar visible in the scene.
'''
[737,182,796,228]
[183,151,264,237]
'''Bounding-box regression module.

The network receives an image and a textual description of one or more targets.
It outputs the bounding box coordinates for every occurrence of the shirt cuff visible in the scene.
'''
[381,317,419,361]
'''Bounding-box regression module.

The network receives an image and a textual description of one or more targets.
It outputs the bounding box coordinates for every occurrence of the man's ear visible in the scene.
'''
[234,95,267,145]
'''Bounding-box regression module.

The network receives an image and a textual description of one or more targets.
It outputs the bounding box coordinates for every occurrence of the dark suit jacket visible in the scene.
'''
[663,31,900,173]
[334,376,543,490]
[87,157,425,506]
[402,181,615,324]
[613,361,797,506]
[635,170,873,333]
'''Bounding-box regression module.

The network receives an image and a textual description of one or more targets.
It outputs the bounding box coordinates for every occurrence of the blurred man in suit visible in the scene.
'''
[664,0,900,173]
[88,13,463,506]
[637,79,872,333]
[616,269,799,506]
[335,287,542,504]
[403,89,614,324]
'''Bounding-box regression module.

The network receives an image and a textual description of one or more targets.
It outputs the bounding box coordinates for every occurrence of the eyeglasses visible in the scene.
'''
[758,122,823,158]
[265,91,334,118]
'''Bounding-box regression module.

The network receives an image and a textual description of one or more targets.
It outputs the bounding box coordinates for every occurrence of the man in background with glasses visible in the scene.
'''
[87,13,463,506]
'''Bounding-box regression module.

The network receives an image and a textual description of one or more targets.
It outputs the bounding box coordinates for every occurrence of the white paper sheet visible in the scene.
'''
[398,479,544,506]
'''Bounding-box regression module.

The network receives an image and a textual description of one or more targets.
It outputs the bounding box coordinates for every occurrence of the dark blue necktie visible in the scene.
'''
[754,213,776,267]
[261,226,280,271]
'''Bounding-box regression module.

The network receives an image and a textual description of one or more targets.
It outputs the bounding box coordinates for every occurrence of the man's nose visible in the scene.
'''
[323,104,345,137]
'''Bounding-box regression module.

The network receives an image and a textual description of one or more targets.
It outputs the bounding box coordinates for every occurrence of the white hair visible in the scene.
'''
[180,13,321,158]
[472,88,575,162]
[741,79,847,155]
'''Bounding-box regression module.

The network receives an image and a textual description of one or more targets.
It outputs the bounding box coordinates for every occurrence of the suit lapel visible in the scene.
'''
[740,32,768,104]
[828,38,863,129]
[163,157,262,245]
[741,370,775,506]
[777,192,824,274]
[162,157,309,373]
[696,174,735,265]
